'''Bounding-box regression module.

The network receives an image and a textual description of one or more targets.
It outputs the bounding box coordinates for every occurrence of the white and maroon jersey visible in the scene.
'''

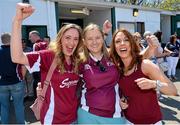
[33,39,48,51]
[79,56,122,118]
[26,50,79,124]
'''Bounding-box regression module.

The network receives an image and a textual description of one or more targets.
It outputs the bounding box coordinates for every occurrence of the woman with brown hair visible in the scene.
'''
[11,3,82,124]
[110,28,177,124]
[133,32,145,51]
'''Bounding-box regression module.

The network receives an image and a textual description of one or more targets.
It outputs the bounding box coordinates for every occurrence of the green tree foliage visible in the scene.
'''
[114,0,180,11]
[159,0,180,11]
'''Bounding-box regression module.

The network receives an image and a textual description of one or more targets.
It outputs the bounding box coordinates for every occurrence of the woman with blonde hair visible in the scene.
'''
[11,3,82,124]
[78,23,126,124]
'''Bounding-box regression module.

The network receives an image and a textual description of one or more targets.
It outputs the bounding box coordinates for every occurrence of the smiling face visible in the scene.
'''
[114,31,131,59]
[61,28,79,58]
[110,29,142,72]
[29,31,40,43]
[84,28,104,57]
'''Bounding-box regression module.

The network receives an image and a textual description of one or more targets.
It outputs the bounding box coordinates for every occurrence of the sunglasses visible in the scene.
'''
[96,61,106,72]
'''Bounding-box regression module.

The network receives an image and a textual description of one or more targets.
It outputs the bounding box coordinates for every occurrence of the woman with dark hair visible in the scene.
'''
[110,28,177,124]
[11,3,82,124]
[154,30,162,43]
[165,35,180,80]
[133,32,145,51]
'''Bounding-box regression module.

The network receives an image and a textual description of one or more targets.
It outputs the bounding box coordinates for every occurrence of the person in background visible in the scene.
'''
[164,35,180,80]
[153,31,171,72]
[0,33,25,124]
[77,23,126,124]
[22,38,32,52]
[141,31,152,48]
[133,32,145,51]
[11,3,83,124]
[110,28,177,124]
[22,39,34,100]
[153,30,170,58]
[140,31,160,60]
[29,30,48,51]
[141,31,168,65]
[43,35,51,44]
[29,30,48,98]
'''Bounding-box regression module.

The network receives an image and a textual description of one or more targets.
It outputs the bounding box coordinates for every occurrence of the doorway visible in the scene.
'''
[22,25,47,48]
[59,18,84,29]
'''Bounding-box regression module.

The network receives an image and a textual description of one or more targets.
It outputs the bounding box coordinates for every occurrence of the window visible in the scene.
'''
[118,22,135,33]
[118,21,145,36]
[177,22,180,28]
[137,22,145,36]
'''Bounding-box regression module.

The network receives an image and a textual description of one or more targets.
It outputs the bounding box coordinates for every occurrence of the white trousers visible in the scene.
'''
[166,56,179,76]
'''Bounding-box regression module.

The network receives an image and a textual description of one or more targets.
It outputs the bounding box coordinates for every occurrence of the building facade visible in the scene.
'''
[0,0,179,46]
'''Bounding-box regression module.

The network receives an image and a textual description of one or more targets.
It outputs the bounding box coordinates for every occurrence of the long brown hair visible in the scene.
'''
[110,29,142,75]
[48,24,83,74]
[82,23,109,62]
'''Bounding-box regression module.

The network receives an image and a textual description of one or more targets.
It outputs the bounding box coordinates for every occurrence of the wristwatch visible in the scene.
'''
[156,80,163,92]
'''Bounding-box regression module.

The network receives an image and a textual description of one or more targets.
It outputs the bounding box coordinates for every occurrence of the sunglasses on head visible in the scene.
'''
[96,61,106,72]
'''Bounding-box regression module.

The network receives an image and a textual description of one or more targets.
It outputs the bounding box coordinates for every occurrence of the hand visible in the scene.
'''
[103,20,112,34]
[170,52,177,56]
[165,51,171,56]
[15,3,35,21]
[135,77,156,90]
[120,98,128,110]
[36,82,42,96]
[146,35,159,49]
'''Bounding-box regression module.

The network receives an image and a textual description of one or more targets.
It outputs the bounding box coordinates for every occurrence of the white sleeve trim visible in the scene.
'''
[25,55,41,73]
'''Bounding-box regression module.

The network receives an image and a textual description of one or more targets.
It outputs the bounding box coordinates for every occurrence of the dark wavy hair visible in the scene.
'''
[154,30,162,43]
[170,35,177,44]
[110,28,142,75]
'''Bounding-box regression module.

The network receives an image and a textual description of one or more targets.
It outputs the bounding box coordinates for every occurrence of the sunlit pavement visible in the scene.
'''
[160,79,180,124]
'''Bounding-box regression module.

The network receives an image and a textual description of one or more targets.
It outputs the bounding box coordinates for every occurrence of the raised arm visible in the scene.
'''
[137,59,178,96]
[141,35,159,59]
[102,20,112,39]
[11,3,35,65]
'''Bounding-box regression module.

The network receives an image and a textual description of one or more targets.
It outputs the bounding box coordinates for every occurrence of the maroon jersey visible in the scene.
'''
[80,56,122,118]
[33,39,48,51]
[118,64,162,124]
[26,50,79,124]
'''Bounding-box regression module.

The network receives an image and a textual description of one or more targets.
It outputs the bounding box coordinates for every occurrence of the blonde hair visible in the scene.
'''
[48,24,83,74]
[82,23,109,62]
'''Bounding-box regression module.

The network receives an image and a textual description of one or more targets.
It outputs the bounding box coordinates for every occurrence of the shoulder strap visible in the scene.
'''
[41,58,57,98]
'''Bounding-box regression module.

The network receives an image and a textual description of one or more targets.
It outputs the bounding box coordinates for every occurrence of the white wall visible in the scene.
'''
[161,15,171,43]
[0,0,21,45]
[115,8,160,34]
[0,0,57,45]
[84,9,112,46]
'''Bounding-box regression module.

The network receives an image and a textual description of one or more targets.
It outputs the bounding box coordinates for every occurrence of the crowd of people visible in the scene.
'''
[0,2,179,124]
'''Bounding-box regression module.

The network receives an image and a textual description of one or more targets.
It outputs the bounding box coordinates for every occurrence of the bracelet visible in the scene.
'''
[156,80,163,92]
